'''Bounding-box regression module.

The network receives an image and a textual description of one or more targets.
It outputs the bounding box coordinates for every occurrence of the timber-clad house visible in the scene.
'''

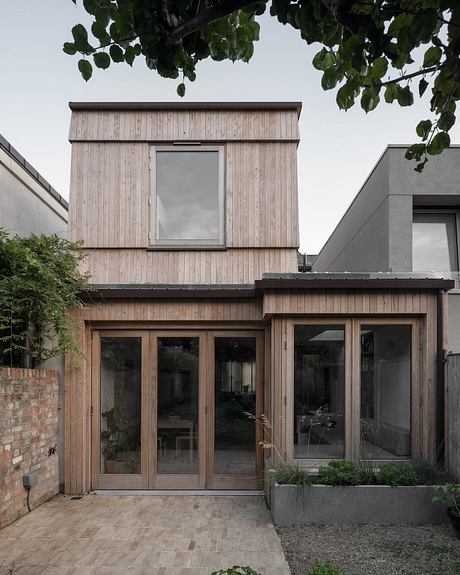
[65,102,453,494]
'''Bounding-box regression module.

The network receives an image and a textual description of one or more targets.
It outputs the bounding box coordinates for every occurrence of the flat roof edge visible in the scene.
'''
[0,133,68,211]
[69,101,303,116]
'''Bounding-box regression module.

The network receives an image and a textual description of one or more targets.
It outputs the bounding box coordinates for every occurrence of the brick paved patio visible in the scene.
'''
[0,494,290,575]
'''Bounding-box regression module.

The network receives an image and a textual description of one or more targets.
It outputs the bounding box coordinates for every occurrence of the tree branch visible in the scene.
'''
[381,65,438,86]
[166,0,266,45]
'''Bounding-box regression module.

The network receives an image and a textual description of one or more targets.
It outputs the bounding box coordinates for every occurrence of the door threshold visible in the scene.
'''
[92,489,265,496]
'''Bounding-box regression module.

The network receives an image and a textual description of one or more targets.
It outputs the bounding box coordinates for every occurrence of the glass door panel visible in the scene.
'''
[92,331,148,490]
[100,337,142,474]
[210,333,262,489]
[157,337,199,475]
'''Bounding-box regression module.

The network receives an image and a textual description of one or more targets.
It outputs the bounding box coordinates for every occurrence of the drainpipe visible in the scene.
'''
[436,289,447,466]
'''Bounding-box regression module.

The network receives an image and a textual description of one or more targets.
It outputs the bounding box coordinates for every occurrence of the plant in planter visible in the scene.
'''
[377,462,417,486]
[317,460,360,486]
[432,484,460,539]
[271,463,312,487]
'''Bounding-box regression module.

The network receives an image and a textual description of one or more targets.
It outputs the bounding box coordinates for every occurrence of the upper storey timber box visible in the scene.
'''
[68,102,301,285]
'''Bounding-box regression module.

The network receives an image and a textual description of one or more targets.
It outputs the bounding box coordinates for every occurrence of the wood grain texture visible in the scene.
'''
[80,248,298,284]
[69,109,300,142]
[74,298,264,323]
[263,289,437,317]
[69,141,299,250]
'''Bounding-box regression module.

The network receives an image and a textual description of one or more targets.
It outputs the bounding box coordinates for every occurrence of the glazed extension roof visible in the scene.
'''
[0,133,68,210]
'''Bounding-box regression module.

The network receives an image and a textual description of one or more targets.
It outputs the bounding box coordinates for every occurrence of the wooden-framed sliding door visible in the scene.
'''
[91,328,264,490]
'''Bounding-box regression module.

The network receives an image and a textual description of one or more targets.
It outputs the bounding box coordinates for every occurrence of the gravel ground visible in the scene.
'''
[277,523,460,575]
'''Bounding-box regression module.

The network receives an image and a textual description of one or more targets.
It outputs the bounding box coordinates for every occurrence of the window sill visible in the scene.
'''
[147,245,228,251]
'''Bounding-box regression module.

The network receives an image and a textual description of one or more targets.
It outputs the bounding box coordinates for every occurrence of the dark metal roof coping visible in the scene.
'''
[0,133,68,210]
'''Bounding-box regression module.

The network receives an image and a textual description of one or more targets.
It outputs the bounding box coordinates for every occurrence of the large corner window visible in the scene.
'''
[413,212,458,272]
[151,146,225,247]
[294,325,345,459]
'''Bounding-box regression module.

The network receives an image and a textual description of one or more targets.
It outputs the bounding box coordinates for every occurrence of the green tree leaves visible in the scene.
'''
[65,0,460,168]
[78,59,92,81]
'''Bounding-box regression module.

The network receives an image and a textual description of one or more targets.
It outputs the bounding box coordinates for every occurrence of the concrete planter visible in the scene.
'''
[270,483,448,526]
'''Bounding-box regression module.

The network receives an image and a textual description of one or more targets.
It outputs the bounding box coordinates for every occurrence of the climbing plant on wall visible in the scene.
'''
[0,230,90,368]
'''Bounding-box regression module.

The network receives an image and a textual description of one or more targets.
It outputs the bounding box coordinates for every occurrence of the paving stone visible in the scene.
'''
[0,495,290,574]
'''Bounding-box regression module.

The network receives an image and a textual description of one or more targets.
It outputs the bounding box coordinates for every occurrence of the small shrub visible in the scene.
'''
[271,463,312,487]
[211,567,261,575]
[412,459,450,485]
[307,561,344,575]
[432,484,460,517]
[317,460,360,486]
[377,462,417,486]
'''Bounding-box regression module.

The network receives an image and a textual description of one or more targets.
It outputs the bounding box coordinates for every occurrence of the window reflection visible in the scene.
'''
[294,326,345,459]
[214,338,257,475]
[157,338,199,474]
[360,325,411,460]
[100,338,141,474]
[156,150,221,242]
[413,213,457,271]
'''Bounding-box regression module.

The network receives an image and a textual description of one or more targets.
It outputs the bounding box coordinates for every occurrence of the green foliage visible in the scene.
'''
[67,0,460,170]
[377,462,417,486]
[317,460,360,486]
[412,459,450,486]
[432,484,460,517]
[0,230,89,367]
[211,567,260,575]
[271,463,312,487]
[307,562,344,575]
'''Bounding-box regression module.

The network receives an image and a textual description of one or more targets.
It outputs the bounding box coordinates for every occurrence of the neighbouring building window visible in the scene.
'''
[294,325,345,459]
[360,325,411,460]
[151,146,225,246]
[413,212,458,271]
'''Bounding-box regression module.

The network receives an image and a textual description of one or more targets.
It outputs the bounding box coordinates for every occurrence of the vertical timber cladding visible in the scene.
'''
[263,289,440,465]
[64,298,265,494]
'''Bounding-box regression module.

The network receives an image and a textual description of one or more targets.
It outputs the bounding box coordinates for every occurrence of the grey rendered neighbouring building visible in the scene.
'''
[313,145,460,352]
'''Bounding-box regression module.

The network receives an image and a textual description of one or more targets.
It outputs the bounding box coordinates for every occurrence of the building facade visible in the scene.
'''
[65,103,452,494]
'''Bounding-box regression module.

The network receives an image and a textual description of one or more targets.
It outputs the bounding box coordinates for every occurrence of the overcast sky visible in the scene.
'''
[1,1,458,253]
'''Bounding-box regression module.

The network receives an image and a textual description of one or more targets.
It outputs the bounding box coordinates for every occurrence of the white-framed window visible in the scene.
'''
[150,145,225,247]
[412,210,459,272]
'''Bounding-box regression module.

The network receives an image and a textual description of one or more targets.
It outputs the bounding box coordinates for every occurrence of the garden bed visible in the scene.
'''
[270,484,448,525]
[277,523,460,575]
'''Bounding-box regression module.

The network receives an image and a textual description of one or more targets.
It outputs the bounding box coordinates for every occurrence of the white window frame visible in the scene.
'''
[149,145,226,248]
[412,208,459,272]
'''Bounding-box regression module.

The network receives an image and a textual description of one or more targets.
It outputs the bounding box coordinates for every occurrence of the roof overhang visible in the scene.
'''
[69,101,303,117]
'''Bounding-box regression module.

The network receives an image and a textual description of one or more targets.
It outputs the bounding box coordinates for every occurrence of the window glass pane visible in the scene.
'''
[156,150,220,242]
[100,337,141,474]
[294,326,345,459]
[413,213,457,271]
[214,338,257,475]
[360,325,411,460]
[157,337,199,474]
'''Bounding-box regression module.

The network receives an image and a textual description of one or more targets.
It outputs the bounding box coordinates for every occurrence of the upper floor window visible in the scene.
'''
[412,211,458,272]
[151,146,225,247]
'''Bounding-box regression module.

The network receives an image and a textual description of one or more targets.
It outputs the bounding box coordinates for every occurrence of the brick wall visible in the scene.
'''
[0,368,59,529]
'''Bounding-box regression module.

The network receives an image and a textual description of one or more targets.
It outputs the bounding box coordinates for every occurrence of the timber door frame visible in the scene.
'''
[206,330,265,490]
[91,330,150,490]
